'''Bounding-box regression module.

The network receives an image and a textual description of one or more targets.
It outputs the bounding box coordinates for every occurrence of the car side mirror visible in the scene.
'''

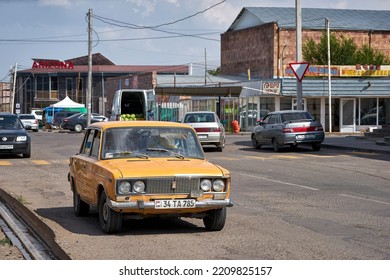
[256,120,264,126]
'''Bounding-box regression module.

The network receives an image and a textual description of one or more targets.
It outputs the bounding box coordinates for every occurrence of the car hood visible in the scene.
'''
[103,158,229,178]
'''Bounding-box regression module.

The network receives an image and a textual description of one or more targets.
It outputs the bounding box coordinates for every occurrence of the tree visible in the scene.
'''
[302,32,388,65]
[207,67,221,76]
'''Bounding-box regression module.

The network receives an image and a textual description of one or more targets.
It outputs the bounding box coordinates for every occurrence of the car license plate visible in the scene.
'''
[155,199,195,209]
[296,134,315,140]
[0,145,13,149]
[198,135,207,139]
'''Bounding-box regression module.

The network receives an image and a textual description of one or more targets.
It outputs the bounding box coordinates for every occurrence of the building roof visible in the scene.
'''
[227,7,390,32]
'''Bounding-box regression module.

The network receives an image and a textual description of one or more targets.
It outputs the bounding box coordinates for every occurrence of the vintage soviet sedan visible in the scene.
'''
[68,121,233,233]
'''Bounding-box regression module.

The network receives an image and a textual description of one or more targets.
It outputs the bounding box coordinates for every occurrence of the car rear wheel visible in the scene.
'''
[73,187,89,217]
[203,207,226,231]
[74,123,83,132]
[312,142,321,151]
[216,137,225,152]
[251,134,261,149]
[272,138,281,152]
[99,191,122,234]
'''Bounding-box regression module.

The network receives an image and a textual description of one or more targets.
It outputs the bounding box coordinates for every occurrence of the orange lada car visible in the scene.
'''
[68,121,233,233]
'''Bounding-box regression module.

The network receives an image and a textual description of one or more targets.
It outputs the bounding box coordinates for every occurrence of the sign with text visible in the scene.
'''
[262,81,281,95]
[32,60,74,70]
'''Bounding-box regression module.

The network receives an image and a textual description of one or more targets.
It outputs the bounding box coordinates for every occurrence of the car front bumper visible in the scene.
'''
[108,198,233,210]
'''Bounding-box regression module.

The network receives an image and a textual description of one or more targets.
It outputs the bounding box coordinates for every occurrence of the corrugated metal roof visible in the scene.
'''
[156,74,243,87]
[228,7,390,31]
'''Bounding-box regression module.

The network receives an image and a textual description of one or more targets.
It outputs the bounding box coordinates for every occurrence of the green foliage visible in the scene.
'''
[207,67,221,76]
[302,32,389,65]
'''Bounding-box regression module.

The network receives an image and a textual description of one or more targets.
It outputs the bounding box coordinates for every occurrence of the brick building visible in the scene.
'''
[221,7,390,79]
[220,7,390,132]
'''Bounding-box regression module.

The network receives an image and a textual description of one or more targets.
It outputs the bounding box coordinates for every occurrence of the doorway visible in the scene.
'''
[340,98,356,132]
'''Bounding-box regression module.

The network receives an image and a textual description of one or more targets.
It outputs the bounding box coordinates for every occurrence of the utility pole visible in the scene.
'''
[10,63,17,114]
[326,18,332,133]
[87,9,93,126]
[296,0,303,110]
[204,48,207,85]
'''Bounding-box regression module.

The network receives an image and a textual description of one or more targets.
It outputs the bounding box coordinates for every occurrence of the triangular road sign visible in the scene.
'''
[289,62,310,82]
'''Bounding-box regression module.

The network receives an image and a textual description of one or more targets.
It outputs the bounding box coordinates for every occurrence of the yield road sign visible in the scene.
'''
[289,62,310,82]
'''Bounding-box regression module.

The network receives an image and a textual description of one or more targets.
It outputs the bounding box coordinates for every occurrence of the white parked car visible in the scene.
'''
[182,111,225,151]
[18,114,39,132]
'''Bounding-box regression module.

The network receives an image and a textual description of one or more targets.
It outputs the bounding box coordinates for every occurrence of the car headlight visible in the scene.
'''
[16,136,27,142]
[212,179,225,192]
[118,181,131,194]
[133,180,145,193]
[200,179,212,191]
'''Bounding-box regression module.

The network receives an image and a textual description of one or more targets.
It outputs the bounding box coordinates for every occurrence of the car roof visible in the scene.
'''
[89,121,193,131]
[269,110,308,114]
[185,111,216,114]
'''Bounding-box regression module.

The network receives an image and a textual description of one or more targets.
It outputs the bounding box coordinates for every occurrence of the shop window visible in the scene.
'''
[360,98,378,125]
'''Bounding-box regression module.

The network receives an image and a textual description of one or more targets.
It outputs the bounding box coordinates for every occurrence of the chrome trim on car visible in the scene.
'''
[107,198,234,209]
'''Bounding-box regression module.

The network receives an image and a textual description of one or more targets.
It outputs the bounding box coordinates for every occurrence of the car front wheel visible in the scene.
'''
[251,134,261,149]
[203,207,226,231]
[99,191,122,234]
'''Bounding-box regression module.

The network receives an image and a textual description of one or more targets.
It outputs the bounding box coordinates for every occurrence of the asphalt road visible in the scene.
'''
[1,131,389,259]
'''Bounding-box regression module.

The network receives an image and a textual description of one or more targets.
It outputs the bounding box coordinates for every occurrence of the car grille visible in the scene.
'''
[145,177,200,194]
[1,136,16,142]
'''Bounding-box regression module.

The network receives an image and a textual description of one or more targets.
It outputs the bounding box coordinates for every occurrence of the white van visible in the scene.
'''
[110,89,156,121]
[30,109,43,125]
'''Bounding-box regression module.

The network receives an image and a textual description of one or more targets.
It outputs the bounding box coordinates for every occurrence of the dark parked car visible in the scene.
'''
[0,112,31,158]
[61,113,108,132]
[251,110,325,152]
[52,111,78,128]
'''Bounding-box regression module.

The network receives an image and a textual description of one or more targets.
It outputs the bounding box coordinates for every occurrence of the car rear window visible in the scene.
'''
[184,113,215,123]
[281,112,313,122]
[19,115,35,119]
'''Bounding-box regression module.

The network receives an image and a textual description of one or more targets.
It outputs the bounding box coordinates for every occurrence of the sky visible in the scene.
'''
[1,0,390,81]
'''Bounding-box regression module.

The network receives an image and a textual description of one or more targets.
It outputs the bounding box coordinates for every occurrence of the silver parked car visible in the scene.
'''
[182,111,225,151]
[251,110,325,152]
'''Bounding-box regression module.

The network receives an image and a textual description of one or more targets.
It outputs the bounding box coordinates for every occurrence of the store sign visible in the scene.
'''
[284,64,390,77]
[32,60,74,70]
[262,81,281,95]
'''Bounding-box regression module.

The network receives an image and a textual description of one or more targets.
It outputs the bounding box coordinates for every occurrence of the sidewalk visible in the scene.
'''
[321,134,390,154]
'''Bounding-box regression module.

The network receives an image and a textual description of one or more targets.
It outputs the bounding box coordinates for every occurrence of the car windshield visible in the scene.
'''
[281,112,313,122]
[102,126,204,160]
[0,116,24,130]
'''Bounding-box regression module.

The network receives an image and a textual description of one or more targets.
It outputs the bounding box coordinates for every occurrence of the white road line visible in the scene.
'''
[339,194,390,205]
[235,172,319,191]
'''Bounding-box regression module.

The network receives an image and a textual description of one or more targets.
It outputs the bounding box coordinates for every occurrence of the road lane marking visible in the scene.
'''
[339,194,390,205]
[0,161,12,166]
[235,172,319,191]
[272,155,303,159]
[31,160,50,165]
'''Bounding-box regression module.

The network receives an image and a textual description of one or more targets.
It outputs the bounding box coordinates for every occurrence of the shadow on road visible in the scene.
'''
[35,206,206,236]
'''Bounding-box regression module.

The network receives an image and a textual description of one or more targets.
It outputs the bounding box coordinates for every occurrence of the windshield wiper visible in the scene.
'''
[146,148,185,159]
[113,151,149,159]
